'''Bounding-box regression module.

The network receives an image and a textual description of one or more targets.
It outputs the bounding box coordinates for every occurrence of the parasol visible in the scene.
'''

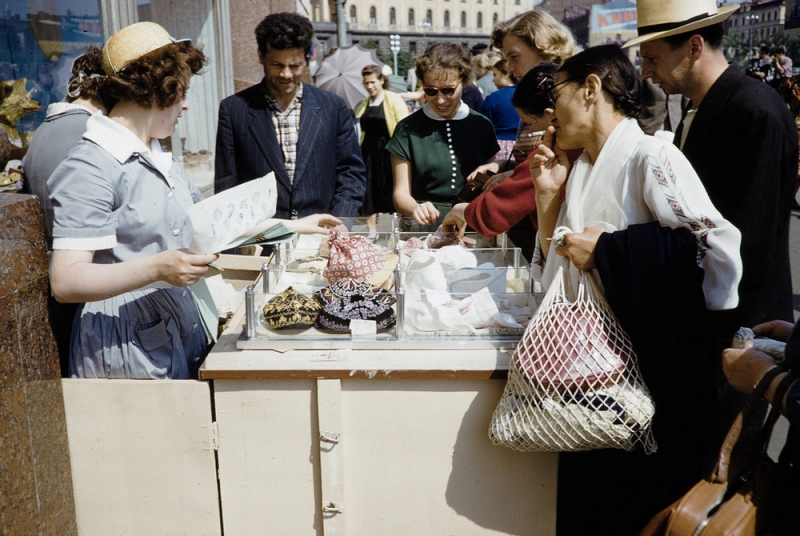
[313,44,384,112]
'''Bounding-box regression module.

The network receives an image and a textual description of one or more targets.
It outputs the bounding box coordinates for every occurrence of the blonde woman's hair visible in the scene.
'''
[491,13,523,50]
[504,10,578,65]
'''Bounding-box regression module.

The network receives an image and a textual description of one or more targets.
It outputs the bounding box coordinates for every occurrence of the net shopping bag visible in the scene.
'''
[489,260,656,453]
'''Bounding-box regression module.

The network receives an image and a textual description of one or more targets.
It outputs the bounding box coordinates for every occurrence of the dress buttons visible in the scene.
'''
[450,185,456,189]
[192,323,198,330]
[181,290,187,298]
[167,191,173,199]
[173,228,180,236]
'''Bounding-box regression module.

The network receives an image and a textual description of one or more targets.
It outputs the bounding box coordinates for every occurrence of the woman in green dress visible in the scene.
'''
[386,43,499,230]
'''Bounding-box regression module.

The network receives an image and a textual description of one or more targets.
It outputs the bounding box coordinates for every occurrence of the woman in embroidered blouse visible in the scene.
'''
[531,44,744,534]
[354,64,408,218]
[48,23,338,380]
[386,42,499,230]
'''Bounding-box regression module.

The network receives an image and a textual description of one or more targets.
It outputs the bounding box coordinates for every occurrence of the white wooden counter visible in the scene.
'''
[200,304,558,536]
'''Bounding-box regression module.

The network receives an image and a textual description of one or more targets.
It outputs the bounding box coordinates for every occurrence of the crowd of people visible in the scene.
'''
[16,1,800,534]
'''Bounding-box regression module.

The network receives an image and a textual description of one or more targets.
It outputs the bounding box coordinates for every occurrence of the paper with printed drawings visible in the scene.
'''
[188,172,281,254]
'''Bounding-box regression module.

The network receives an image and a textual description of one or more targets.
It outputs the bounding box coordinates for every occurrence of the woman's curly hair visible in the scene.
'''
[558,44,653,120]
[504,10,579,65]
[66,45,108,106]
[99,42,206,109]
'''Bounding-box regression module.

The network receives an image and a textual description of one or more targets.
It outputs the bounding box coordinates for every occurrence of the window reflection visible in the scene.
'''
[1,2,103,148]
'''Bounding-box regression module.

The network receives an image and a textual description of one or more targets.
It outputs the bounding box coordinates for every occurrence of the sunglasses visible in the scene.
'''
[422,85,459,97]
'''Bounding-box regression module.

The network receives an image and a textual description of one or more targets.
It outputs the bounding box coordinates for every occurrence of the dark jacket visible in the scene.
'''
[214,82,366,219]
[678,64,797,335]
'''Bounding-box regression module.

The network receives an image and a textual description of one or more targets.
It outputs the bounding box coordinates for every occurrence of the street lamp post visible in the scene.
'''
[746,13,759,62]
[389,34,401,78]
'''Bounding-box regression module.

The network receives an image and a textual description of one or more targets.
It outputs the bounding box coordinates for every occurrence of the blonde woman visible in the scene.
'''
[354,64,408,217]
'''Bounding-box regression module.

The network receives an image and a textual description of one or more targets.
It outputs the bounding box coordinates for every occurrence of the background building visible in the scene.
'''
[305,1,533,66]
[724,0,787,48]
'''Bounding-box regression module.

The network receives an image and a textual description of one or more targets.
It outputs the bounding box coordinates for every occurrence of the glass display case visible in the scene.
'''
[234,218,542,350]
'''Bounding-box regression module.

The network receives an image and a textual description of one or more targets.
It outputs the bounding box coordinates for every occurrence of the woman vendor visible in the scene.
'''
[48,22,338,380]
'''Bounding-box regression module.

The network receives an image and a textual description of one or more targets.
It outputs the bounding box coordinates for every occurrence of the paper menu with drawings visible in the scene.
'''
[188,172,290,254]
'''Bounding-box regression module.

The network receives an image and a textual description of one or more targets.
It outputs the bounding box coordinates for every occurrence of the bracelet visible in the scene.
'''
[752,365,785,396]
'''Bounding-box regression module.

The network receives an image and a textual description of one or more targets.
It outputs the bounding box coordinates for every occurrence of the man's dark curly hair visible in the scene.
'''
[99,42,206,110]
[255,12,314,56]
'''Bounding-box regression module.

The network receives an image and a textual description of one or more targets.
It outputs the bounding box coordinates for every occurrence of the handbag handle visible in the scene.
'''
[712,366,785,483]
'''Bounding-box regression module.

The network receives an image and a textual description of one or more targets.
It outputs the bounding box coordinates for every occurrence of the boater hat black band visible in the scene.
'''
[637,12,713,36]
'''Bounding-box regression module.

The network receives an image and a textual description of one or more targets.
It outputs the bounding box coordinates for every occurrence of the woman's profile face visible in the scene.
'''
[550,72,584,150]
[152,88,189,141]
[516,107,552,133]
[502,35,542,82]
[421,70,463,120]
[362,74,383,98]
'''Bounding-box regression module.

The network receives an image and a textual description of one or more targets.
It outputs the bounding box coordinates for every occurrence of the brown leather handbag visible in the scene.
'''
[455,171,492,203]
[639,368,790,536]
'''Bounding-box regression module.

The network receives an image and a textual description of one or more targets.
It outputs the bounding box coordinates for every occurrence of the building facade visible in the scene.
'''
[723,0,787,47]
[305,0,534,59]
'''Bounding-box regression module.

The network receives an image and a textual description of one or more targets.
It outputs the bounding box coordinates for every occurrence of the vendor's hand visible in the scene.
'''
[752,320,794,343]
[530,127,570,193]
[482,170,513,193]
[554,226,602,271]
[412,201,440,226]
[721,343,777,395]
[284,213,343,235]
[466,162,500,182]
[154,250,218,287]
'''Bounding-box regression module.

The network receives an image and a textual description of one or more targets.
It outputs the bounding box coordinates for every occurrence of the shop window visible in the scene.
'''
[0,1,103,147]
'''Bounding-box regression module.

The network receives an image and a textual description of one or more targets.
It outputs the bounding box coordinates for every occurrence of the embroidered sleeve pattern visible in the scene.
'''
[646,147,718,262]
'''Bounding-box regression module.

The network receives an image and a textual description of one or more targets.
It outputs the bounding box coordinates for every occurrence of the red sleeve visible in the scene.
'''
[464,152,537,237]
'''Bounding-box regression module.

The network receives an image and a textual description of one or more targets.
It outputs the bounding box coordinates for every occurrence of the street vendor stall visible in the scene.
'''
[199,222,558,535]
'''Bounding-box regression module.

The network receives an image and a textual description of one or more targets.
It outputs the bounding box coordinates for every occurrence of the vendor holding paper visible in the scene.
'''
[47,23,339,380]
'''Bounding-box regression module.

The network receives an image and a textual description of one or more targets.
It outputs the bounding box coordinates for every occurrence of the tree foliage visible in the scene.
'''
[361,40,415,79]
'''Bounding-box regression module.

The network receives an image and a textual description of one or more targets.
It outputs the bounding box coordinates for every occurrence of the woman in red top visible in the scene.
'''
[444,64,573,260]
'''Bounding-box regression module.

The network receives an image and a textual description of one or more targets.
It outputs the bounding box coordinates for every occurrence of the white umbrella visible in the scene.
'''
[314,44,384,112]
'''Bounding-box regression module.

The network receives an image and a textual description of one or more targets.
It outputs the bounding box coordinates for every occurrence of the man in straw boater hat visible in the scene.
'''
[625,1,796,340]
[621,0,797,529]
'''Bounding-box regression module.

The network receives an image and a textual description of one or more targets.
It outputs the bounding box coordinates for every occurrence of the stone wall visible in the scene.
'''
[0,194,77,534]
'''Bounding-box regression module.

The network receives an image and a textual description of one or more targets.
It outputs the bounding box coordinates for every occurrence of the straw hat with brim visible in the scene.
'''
[102,21,191,75]
[623,0,739,48]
